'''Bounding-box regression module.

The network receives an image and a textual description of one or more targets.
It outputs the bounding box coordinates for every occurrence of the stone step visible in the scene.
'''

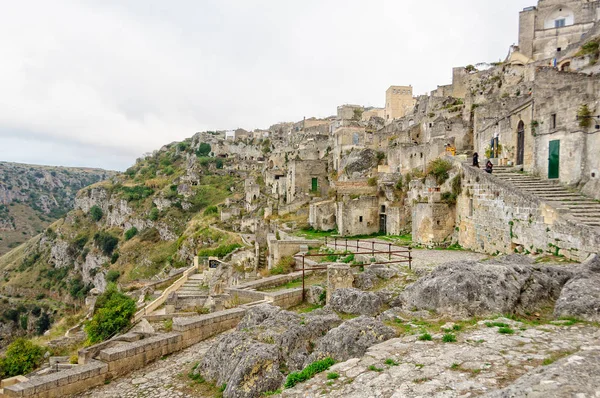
[244,299,269,307]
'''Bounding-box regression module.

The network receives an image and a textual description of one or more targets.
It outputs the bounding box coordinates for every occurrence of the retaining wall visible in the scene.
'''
[173,308,247,347]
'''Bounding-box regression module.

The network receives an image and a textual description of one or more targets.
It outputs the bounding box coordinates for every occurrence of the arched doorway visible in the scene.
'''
[517,121,525,165]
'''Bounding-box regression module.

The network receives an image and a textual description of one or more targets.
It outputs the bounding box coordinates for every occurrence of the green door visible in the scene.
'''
[311,177,318,192]
[548,140,560,179]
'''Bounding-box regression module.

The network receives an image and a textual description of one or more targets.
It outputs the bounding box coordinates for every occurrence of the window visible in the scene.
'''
[380,205,386,213]
[469,199,474,217]
[551,113,557,129]
[359,216,363,223]
[557,47,562,52]
[555,19,566,28]
[311,177,318,192]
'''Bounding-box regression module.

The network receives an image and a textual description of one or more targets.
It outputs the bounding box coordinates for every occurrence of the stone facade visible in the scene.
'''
[519,0,600,61]
[385,86,416,122]
[336,196,380,237]
[412,203,456,246]
[286,159,329,203]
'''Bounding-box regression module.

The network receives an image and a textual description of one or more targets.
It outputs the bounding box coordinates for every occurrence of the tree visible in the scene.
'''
[85,285,137,344]
[93,231,119,255]
[90,205,103,221]
[124,227,138,241]
[0,339,45,378]
[35,312,51,335]
[196,143,211,157]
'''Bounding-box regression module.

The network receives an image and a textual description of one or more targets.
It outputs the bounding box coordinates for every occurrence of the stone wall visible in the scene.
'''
[2,361,108,398]
[412,203,456,246]
[309,199,337,232]
[457,164,600,261]
[173,308,247,347]
[268,239,319,269]
[286,159,329,203]
[336,196,380,236]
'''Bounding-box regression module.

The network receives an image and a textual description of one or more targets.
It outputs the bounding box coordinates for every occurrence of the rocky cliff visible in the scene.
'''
[0,162,116,255]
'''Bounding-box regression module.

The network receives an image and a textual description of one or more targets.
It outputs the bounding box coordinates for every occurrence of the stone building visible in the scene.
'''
[385,86,416,122]
[518,0,600,61]
[285,159,330,203]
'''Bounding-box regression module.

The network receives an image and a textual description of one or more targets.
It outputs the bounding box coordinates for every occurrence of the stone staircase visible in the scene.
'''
[493,167,600,228]
[175,273,209,297]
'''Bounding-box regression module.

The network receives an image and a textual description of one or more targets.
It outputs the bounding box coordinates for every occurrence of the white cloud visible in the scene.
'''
[0,0,534,170]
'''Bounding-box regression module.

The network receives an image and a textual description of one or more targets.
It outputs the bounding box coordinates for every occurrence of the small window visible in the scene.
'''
[311,177,318,192]
[557,47,562,52]
[359,216,363,223]
[555,19,566,28]
[551,113,557,129]
[381,205,386,213]
[469,199,474,217]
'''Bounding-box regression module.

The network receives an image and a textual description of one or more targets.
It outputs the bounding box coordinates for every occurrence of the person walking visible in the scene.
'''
[485,160,493,174]
[472,152,479,168]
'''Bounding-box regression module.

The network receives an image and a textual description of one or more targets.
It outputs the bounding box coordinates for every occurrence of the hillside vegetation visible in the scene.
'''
[0,138,244,346]
[0,162,115,255]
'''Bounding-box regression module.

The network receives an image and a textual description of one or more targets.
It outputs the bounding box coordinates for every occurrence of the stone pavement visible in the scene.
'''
[282,319,600,398]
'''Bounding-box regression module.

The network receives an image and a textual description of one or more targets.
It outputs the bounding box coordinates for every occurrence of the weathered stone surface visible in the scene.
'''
[485,346,600,398]
[197,304,342,397]
[308,316,395,363]
[328,288,384,316]
[399,259,573,317]
[306,285,326,306]
[343,149,379,177]
[327,264,354,304]
[554,255,600,322]
[353,269,378,290]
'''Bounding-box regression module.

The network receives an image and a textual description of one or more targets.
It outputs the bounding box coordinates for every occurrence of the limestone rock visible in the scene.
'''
[308,316,395,363]
[306,285,326,306]
[353,269,378,290]
[343,149,379,177]
[328,288,384,316]
[399,259,573,317]
[198,304,342,397]
[554,255,600,322]
[485,346,600,398]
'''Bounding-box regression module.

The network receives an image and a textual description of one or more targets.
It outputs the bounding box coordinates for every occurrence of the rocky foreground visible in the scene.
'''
[78,254,600,397]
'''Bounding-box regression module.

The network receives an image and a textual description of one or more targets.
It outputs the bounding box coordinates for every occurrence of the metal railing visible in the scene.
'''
[294,238,412,300]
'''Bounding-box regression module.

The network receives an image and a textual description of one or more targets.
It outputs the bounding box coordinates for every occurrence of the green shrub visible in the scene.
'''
[90,205,103,221]
[367,177,378,187]
[0,339,45,378]
[110,251,119,264]
[285,357,335,388]
[148,207,159,221]
[105,270,121,283]
[384,358,399,366]
[117,185,154,202]
[19,314,28,330]
[498,327,514,334]
[578,104,592,128]
[270,256,295,275]
[327,372,339,380]
[69,277,91,299]
[197,244,242,258]
[196,143,211,157]
[442,333,457,343]
[418,333,432,341]
[203,206,219,217]
[93,231,119,255]
[426,159,453,185]
[85,285,137,343]
[368,365,383,372]
[35,312,51,335]
[124,227,138,241]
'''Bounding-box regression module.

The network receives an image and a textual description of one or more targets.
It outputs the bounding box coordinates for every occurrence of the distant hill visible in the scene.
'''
[0,162,116,255]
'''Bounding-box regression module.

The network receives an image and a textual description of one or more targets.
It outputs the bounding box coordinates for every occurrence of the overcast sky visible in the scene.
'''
[0,0,534,171]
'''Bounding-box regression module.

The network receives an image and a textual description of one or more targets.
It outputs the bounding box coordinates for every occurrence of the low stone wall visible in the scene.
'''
[98,333,182,377]
[2,360,108,398]
[268,288,303,309]
[173,308,247,347]
[268,239,320,269]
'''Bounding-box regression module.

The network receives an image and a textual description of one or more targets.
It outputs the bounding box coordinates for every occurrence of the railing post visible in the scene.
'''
[357,239,359,251]
[409,247,412,270]
[302,256,306,302]
[389,243,392,260]
[372,241,375,256]
[345,238,348,251]
[334,238,337,251]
